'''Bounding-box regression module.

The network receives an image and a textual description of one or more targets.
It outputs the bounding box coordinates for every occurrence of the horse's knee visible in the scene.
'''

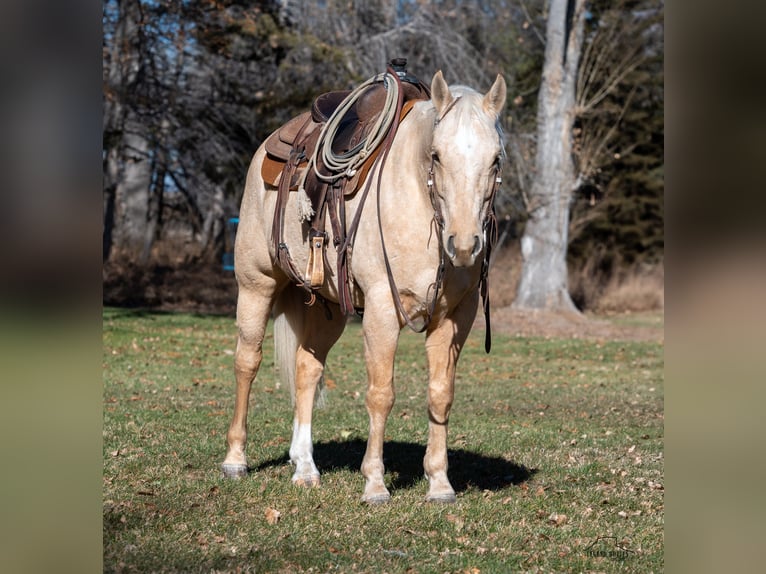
[427,383,453,424]
[365,384,395,415]
[235,343,262,376]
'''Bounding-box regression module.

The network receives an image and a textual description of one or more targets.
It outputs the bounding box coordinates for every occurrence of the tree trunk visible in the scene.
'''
[111,119,153,260]
[103,0,153,263]
[514,0,586,313]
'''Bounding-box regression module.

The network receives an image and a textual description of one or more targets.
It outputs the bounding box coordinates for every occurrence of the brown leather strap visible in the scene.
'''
[373,68,440,333]
[426,151,501,350]
[335,70,429,318]
[271,115,324,300]
[479,166,502,353]
[272,114,313,260]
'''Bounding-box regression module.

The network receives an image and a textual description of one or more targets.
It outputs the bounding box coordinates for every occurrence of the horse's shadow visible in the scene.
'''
[255,438,536,493]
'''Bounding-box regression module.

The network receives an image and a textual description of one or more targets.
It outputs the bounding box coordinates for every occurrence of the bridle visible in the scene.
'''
[379,97,503,352]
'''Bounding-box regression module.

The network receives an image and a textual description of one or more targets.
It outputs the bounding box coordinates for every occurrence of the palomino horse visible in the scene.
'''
[222,70,507,503]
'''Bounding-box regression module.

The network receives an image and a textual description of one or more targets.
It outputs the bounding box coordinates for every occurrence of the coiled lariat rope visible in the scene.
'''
[306,72,401,183]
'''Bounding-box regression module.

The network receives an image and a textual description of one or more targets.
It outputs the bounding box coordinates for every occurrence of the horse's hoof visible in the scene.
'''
[221,463,248,478]
[292,474,321,488]
[425,492,457,504]
[362,492,391,505]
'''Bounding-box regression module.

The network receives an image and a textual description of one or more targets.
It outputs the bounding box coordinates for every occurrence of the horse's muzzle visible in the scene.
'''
[445,233,482,267]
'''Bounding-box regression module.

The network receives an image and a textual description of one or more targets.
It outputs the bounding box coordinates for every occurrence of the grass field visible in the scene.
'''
[103,308,663,573]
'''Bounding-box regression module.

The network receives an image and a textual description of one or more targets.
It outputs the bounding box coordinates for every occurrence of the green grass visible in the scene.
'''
[103,308,664,573]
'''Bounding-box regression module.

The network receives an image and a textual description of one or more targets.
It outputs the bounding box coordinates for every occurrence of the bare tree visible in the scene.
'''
[103,0,280,264]
[354,8,492,88]
[102,0,660,283]
[567,1,659,246]
[513,0,587,312]
[103,0,155,263]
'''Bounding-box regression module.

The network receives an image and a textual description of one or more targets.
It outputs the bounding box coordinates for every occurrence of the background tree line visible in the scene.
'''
[102,0,663,311]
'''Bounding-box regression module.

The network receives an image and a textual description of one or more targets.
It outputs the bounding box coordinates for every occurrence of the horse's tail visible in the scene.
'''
[272,285,325,407]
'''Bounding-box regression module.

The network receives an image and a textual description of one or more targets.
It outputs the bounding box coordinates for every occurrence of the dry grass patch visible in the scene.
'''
[487,244,663,314]
[103,308,664,573]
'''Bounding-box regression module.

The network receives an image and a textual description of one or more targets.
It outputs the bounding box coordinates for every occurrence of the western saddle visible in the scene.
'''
[261,59,431,317]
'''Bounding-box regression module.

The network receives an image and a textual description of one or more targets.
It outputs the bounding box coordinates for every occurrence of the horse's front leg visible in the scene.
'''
[423,289,479,502]
[360,303,401,503]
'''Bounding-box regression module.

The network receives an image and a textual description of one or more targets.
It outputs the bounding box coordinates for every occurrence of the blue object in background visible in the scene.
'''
[222,217,239,271]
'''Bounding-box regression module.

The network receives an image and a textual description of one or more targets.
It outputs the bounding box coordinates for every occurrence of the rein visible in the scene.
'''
[378,98,503,352]
[481,162,502,353]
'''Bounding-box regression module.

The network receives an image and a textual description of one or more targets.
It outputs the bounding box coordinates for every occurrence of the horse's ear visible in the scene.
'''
[431,70,454,117]
[482,74,507,117]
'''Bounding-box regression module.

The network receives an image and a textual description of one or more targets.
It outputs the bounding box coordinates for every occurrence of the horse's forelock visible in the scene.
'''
[433,87,505,153]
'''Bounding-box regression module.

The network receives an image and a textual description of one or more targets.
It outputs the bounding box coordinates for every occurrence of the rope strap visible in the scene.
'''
[307,72,401,183]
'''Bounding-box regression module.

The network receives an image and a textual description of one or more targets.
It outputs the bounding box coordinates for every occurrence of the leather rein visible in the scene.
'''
[378,96,502,353]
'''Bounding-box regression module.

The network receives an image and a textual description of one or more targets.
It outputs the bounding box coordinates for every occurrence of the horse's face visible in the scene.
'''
[429,72,506,268]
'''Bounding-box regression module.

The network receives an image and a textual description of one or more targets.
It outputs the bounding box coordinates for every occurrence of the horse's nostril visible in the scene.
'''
[471,234,482,257]
[446,235,456,258]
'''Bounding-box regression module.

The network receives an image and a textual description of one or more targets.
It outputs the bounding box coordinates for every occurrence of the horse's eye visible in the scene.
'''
[431,152,440,164]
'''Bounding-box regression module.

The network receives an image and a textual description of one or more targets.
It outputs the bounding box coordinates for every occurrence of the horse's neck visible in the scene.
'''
[385,102,434,209]
[401,99,435,161]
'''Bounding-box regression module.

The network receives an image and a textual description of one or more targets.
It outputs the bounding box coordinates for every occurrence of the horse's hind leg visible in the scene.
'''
[282,293,346,486]
[423,290,479,502]
[221,280,279,477]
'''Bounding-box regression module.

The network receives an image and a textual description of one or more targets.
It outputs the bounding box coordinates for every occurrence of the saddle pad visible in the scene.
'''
[261,154,291,188]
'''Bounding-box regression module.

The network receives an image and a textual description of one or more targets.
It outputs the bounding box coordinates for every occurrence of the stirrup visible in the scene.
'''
[305,229,326,288]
